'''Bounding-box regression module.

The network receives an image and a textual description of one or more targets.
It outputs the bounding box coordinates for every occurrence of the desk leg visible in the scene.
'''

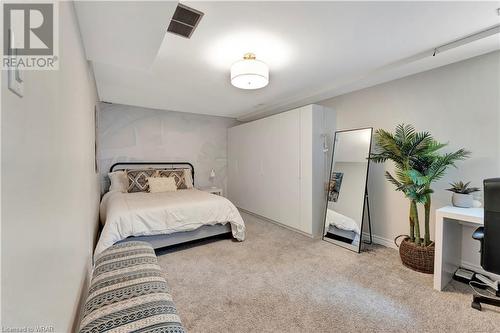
[434,213,462,290]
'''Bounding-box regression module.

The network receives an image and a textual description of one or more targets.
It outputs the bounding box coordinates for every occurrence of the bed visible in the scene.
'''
[95,162,245,256]
[324,208,360,245]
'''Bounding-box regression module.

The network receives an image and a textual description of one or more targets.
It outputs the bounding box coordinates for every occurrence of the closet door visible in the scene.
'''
[229,104,335,236]
[243,111,301,229]
[230,122,259,213]
[258,116,280,221]
[228,112,300,230]
[275,110,301,230]
[228,126,242,207]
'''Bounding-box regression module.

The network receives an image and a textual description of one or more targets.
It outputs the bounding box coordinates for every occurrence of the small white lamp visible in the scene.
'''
[209,168,216,188]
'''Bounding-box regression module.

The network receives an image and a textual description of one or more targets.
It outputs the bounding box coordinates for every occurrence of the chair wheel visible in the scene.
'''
[471,301,482,311]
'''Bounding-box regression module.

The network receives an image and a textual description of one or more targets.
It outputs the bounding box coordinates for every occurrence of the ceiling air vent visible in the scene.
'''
[167,3,204,39]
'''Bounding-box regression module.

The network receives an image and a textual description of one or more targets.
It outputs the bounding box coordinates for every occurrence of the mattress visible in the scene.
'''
[96,188,245,256]
[324,209,361,235]
[79,241,185,333]
[327,224,360,246]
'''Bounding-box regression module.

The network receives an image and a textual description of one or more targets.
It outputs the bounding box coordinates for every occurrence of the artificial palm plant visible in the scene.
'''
[370,124,469,247]
[407,149,469,245]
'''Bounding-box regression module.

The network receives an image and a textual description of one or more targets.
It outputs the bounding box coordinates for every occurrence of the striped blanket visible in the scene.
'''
[79,241,185,333]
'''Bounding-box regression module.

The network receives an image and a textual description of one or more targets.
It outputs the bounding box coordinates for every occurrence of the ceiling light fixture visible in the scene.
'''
[230,53,269,90]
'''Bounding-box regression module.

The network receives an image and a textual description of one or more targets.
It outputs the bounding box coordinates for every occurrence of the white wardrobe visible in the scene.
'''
[228,104,336,237]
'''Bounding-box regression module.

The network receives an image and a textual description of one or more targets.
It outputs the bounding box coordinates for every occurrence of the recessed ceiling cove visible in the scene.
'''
[76,1,500,119]
[74,1,177,69]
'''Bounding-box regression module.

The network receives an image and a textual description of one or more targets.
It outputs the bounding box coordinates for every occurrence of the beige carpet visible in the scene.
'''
[156,212,500,332]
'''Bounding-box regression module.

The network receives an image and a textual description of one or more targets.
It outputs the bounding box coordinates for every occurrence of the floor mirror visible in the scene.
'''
[323,127,373,253]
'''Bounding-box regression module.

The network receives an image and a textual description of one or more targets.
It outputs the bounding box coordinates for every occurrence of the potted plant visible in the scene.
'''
[446,181,480,208]
[370,124,469,273]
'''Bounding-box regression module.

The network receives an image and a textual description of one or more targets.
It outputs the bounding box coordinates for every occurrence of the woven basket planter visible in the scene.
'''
[396,236,435,274]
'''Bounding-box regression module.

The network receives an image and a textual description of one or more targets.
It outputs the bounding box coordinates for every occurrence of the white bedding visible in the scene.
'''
[95,188,245,256]
[324,209,361,235]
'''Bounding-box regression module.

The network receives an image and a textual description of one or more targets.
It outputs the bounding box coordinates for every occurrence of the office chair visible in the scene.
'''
[471,178,500,311]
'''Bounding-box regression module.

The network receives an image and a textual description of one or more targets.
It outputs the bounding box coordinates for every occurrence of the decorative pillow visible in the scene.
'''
[156,169,191,189]
[147,176,177,193]
[183,169,194,189]
[126,169,158,193]
[108,170,128,193]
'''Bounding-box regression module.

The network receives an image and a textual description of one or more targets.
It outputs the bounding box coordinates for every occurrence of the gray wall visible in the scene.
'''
[320,51,500,268]
[98,103,238,193]
[1,2,100,331]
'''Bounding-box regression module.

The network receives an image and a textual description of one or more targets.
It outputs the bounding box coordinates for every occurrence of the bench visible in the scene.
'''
[78,241,185,333]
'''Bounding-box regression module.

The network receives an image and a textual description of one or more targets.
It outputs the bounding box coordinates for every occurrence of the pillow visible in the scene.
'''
[156,169,191,189]
[183,169,194,189]
[108,171,128,193]
[147,176,177,193]
[126,169,158,193]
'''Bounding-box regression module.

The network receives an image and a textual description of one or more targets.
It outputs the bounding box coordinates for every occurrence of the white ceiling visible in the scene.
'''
[75,1,500,120]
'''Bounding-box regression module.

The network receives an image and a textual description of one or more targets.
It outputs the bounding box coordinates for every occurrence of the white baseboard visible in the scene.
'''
[238,208,316,239]
[362,232,398,249]
[362,232,500,281]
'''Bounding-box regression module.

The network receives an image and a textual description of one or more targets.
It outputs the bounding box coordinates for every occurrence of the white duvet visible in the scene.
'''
[95,189,246,256]
[324,209,361,235]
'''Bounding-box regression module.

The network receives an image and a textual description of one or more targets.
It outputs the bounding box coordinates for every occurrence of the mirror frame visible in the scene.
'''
[322,127,373,253]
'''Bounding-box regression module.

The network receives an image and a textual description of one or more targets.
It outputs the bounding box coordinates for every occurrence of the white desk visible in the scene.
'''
[434,206,483,291]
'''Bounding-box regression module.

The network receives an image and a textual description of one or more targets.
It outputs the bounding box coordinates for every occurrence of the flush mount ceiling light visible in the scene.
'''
[230,53,269,90]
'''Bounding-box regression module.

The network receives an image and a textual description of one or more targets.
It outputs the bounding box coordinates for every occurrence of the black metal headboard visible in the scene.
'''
[109,162,195,185]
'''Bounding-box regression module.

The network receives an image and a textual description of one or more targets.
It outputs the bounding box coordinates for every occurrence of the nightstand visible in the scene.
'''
[199,187,223,196]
